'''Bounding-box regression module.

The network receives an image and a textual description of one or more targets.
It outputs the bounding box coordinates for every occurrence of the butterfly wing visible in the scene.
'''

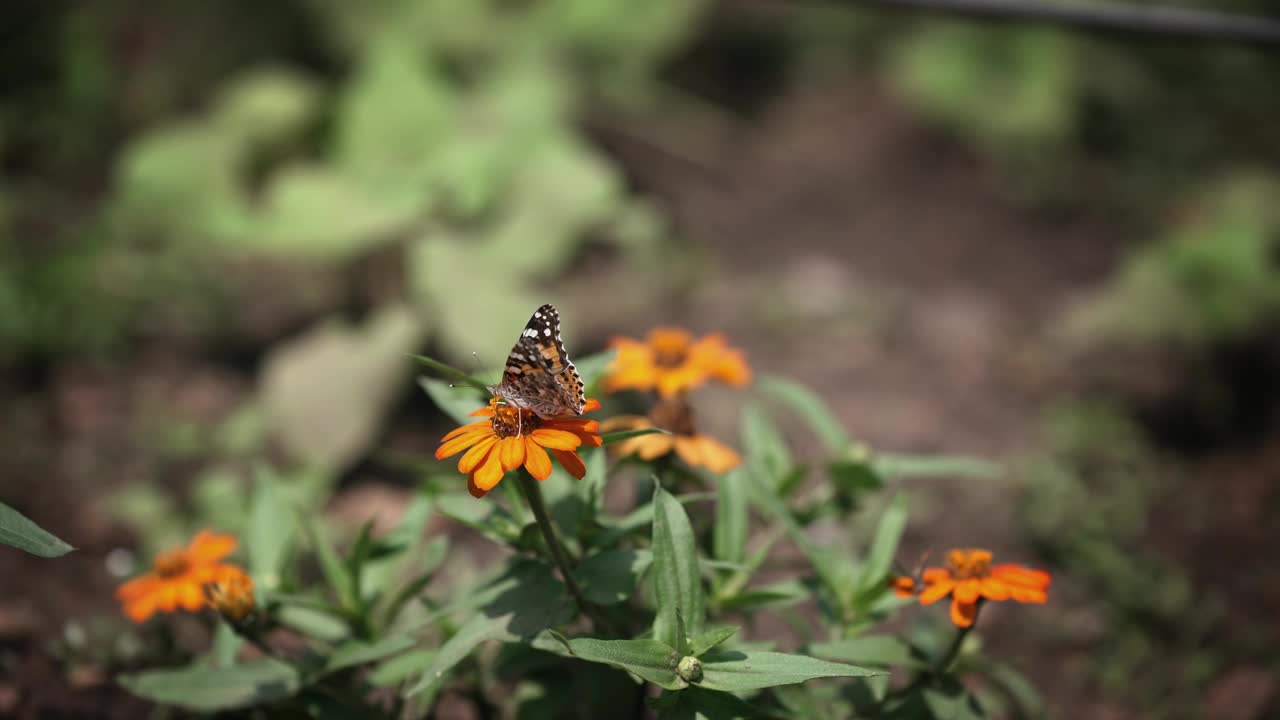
[494,305,585,417]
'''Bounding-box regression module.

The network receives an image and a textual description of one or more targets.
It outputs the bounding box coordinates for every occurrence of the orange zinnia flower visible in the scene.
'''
[204,566,256,624]
[116,530,243,623]
[602,396,740,473]
[436,397,603,498]
[604,328,750,398]
[893,548,1050,628]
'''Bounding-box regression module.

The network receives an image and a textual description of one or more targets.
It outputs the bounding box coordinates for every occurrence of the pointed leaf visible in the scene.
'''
[698,650,880,692]
[552,635,683,690]
[118,659,301,711]
[419,376,488,426]
[651,484,705,653]
[248,467,291,591]
[856,494,909,597]
[0,501,73,557]
[809,635,926,669]
[713,468,748,565]
[407,560,572,696]
[689,626,739,657]
[575,549,652,605]
[602,427,670,445]
[759,375,850,453]
[323,635,416,675]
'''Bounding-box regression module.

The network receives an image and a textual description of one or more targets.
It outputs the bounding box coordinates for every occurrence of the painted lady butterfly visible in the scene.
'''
[487,304,586,418]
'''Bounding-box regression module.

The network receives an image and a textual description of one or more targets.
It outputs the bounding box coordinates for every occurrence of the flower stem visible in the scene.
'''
[932,601,982,675]
[514,470,611,634]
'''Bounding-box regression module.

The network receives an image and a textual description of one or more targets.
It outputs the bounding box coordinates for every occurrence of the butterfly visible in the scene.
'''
[487,304,586,419]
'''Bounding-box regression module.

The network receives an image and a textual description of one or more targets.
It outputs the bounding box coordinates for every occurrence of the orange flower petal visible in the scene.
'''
[530,428,581,451]
[693,435,740,473]
[188,531,237,564]
[950,598,978,628]
[991,564,1052,589]
[551,449,587,479]
[673,436,704,467]
[471,451,505,494]
[523,438,553,480]
[497,436,526,471]
[468,402,497,417]
[953,579,981,604]
[979,577,1011,601]
[634,434,675,461]
[467,475,488,498]
[1006,585,1049,604]
[891,576,917,597]
[457,436,498,474]
[918,578,954,605]
[582,397,601,412]
[178,580,204,611]
[437,424,491,459]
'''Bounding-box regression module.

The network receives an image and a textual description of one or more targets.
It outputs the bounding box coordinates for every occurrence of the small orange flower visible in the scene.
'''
[602,396,740,473]
[604,328,750,398]
[204,567,256,624]
[893,548,1050,628]
[116,530,243,623]
[436,397,603,498]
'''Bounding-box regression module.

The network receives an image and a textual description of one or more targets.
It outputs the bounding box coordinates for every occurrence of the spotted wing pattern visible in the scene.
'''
[489,304,586,418]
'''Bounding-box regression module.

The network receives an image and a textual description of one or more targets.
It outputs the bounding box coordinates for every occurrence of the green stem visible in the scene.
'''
[514,470,612,634]
[932,600,982,675]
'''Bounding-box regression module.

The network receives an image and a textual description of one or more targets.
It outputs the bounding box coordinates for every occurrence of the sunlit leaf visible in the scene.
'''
[651,484,705,653]
[698,649,879,692]
[551,634,683,690]
[856,494,909,598]
[119,659,301,711]
[759,375,850,453]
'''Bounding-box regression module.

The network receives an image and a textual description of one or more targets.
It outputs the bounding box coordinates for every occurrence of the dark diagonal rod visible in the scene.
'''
[844,0,1280,46]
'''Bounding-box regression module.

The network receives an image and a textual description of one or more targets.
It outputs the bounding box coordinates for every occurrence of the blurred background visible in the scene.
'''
[2,0,1278,717]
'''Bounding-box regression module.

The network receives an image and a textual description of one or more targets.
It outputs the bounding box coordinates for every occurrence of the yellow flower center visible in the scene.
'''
[491,402,541,438]
[946,549,993,579]
[153,548,191,578]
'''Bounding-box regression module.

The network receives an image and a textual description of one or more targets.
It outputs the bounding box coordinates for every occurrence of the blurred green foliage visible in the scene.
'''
[1,0,705,363]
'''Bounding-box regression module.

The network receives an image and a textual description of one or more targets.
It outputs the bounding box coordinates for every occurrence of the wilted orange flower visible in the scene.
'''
[204,566,256,624]
[116,530,242,623]
[893,548,1050,628]
[436,397,602,498]
[604,328,750,398]
[602,396,740,473]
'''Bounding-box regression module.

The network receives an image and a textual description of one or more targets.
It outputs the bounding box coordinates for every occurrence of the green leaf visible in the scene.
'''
[716,579,809,613]
[652,686,774,720]
[0,501,73,557]
[698,650,880,692]
[118,659,301,711]
[651,484,705,653]
[759,375,850,453]
[809,635,926,669]
[688,626,739,657]
[601,427,670,445]
[276,604,350,642]
[983,662,1043,717]
[412,355,491,393]
[741,403,793,487]
[299,515,352,610]
[575,549,652,605]
[419,376,488,426]
[407,560,572,696]
[856,493,909,598]
[323,635,416,675]
[370,649,435,687]
[436,492,523,545]
[248,466,291,591]
[551,635,683,690]
[874,453,998,479]
[713,468,748,565]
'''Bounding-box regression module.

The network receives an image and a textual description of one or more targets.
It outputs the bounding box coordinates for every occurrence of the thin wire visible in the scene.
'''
[835,0,1280,46]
